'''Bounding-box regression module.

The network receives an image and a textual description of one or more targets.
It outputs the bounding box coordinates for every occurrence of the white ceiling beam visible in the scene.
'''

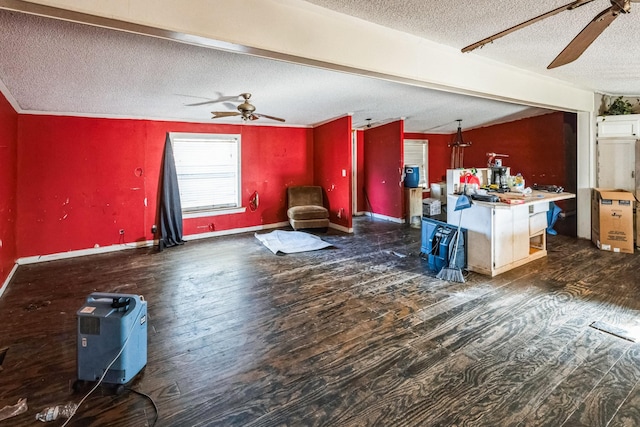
[5,0,595,113]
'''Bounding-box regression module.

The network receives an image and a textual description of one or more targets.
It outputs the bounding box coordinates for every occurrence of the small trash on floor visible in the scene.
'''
[383,250,407,258]
[24,300,51,311]
[0,398,28,422]
[35,402,77,422]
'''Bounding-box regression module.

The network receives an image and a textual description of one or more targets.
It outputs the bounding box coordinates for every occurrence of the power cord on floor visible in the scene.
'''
[127,387,159,427]
[61,306,146,427]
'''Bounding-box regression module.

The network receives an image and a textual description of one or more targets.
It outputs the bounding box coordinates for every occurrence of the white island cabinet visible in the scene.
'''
[447,192,575,277]
[445,168,575,276]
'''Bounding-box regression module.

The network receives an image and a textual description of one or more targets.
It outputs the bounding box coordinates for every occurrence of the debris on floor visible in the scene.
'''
[0,398,28,422]
[383,250,408,258]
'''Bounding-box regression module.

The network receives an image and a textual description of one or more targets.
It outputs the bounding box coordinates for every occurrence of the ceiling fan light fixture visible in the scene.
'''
[210,92,285,123]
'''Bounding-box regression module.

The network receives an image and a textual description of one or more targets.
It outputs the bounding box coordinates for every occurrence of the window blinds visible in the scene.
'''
[170,134,241,211]
[404,140,428,187]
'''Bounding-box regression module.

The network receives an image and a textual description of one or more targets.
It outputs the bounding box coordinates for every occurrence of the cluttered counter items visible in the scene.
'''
[468,190,576,207]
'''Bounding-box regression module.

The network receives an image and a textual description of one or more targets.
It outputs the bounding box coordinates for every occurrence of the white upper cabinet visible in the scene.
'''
[597,115,640,138]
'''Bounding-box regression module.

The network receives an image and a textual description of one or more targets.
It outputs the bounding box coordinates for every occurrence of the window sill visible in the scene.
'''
[183,207,247,219]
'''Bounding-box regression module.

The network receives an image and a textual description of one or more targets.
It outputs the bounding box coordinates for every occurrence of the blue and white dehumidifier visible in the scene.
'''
[421,217,466,272]
[76,293,147,388]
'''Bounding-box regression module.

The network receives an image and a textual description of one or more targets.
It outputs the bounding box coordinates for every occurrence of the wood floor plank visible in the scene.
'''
[561,343,640,427]
[518,335,633,427]
[0,217,638,426]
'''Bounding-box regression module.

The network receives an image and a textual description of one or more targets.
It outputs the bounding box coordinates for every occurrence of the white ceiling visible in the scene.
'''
[305,0,640,95]
[0,1,637,133]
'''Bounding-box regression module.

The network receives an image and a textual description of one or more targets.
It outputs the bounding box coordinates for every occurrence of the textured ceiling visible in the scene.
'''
[1,1,629,133]
[305,0,640,95]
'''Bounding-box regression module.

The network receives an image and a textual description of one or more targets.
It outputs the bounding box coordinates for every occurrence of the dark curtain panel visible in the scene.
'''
[159,133,185,251]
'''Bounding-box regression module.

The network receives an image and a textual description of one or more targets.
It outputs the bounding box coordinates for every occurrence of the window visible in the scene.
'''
[403,139,428,188]
[170,133,243,217]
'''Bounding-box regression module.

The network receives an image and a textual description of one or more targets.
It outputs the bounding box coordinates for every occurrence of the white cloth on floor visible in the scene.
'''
[255,230,333,254]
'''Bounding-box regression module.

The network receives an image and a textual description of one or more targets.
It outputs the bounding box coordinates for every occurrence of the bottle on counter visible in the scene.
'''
[511,173,525,192]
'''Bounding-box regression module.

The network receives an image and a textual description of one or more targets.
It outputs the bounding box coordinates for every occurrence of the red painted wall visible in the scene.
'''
[459,112,567,187]
[355,130,365,213]
[363,121,404,219]
[16,115,313,258]
[313,116,352,229]
[406,112,568,193]
[10,110,569,261]
[0,91,17,288]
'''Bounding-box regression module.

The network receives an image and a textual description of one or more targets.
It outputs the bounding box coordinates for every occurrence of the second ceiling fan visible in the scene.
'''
[462,0,637,69]
[211,93,285,123]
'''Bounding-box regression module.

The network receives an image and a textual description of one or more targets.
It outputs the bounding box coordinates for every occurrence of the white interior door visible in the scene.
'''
[597,139,636,191]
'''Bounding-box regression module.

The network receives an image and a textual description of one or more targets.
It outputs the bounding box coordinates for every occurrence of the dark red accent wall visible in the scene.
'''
[0,92,17,288]
[313,116,352,229]
[355,130,365,213]
[407,112,567,194]
[363,121,404,219]
[459,112,567,187]
[16,115,313,258]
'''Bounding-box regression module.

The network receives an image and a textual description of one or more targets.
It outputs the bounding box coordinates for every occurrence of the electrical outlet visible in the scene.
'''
[119,229,125,235]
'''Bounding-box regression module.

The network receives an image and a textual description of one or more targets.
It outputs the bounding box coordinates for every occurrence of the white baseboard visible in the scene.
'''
[363,212,404,223]
[3,221,295,297]
[0,263,19,299]
[18,221,293,265]
[185,221,289,241]
[18,239,156,265]
[17,222,292,266]
[329,222,353,233]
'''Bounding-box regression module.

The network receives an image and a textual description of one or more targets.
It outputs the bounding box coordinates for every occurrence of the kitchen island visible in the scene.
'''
[447,190,575,276]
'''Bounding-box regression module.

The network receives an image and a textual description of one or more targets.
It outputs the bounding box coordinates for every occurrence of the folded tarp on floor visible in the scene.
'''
[255,230,334,255]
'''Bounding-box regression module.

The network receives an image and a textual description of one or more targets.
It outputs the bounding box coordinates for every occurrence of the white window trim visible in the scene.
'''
[403,139,429,189]
[182,206,246,219]
[169,132,244,216]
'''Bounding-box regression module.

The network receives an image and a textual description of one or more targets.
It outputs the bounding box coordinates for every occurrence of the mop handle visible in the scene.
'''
[449,211,464,268]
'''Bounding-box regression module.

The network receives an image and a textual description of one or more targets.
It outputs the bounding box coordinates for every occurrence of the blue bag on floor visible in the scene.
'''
[547,202,562,235]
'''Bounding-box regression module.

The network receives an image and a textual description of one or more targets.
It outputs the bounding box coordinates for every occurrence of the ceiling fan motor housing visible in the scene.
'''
[238,101,256,114]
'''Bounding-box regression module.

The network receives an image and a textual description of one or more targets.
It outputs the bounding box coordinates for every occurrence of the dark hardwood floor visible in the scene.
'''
[1,216,639,426]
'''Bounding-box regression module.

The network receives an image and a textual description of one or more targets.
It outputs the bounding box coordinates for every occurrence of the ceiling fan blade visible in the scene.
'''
[211,111,241,119]
[254,113,286,123]
[186,95,241,107]
[185,100,220,107]
[547,6,621,69]
[462,0,595,53]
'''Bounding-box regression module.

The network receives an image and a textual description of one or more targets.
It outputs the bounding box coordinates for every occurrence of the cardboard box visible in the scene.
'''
[422,198,441,217]
[636,202,640,248]
[591,188,636,254]
[430,182,447,205]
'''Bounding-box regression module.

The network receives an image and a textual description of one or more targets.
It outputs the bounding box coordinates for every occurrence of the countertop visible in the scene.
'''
[450,190,576,209]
